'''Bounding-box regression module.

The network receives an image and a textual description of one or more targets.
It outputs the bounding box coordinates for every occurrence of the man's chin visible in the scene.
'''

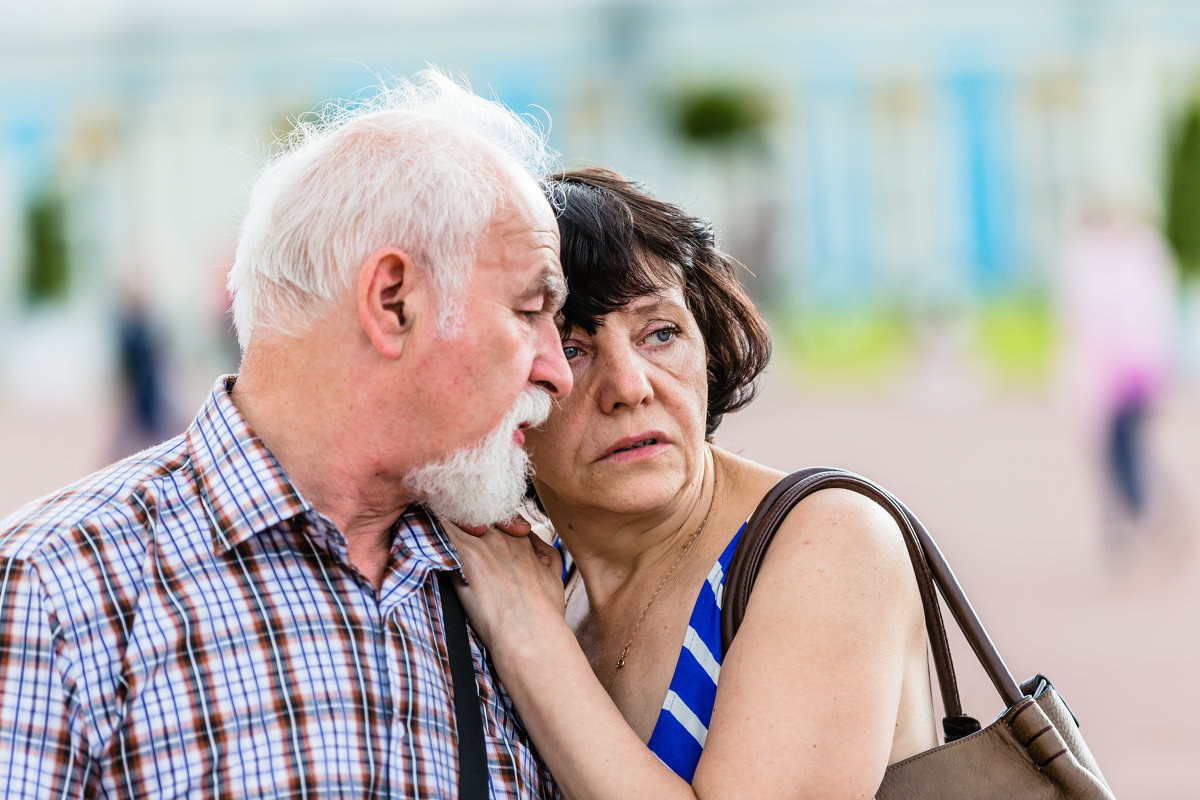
[421,489,525,529]
[405,391,546,526]
[407,445,531,527]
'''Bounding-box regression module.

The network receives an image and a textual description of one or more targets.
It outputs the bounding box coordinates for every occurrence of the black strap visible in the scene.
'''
[438,571,490,796]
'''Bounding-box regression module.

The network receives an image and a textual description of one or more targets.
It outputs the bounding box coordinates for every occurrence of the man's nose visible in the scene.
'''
[530,323,573,400]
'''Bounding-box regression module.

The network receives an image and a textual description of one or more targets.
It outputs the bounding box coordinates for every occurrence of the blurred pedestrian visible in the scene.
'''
[1059,201,1178,552]
[111,287,170,457]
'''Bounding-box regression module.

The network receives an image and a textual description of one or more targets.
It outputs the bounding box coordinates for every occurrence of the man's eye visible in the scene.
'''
[562,345,582,361]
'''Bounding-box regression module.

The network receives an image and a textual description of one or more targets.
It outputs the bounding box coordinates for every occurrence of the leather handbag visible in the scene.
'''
[720,467,1114,799]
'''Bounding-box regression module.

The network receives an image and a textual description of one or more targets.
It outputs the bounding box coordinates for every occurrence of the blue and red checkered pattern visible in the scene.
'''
[0,376,556,799]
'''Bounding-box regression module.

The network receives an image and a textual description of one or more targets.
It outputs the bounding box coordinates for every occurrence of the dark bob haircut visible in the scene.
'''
[546,167,772,436]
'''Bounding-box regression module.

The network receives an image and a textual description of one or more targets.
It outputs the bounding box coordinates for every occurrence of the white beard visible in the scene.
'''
[404,388,552,527]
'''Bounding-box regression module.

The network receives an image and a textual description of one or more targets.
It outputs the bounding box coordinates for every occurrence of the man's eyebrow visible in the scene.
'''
[541,270,568,313]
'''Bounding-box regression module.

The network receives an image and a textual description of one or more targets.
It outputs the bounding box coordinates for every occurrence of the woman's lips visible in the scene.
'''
[598,434,669,463]
[601,442,668,463]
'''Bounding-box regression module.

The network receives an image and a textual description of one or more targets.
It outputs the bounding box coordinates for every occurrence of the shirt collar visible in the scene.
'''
[187,375,313,555]
[393,506,461,573]
[186,376,465,574]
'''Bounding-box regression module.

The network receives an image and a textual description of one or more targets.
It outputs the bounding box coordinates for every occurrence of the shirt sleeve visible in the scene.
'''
[0,557,91,798]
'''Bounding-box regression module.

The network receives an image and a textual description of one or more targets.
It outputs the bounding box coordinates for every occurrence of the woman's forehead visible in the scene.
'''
[637,249,687,283]
[555,243,692,335]
[562,285,692,333]
[618,285,688,315]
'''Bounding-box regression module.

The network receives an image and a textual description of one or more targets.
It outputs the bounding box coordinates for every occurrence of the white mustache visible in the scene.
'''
[508,388,552,432]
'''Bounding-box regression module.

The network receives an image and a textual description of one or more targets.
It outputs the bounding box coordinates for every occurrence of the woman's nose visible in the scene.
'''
[596,346,652,412]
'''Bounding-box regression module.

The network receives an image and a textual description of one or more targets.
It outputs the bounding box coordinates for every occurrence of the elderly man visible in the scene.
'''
[0,70,571,798]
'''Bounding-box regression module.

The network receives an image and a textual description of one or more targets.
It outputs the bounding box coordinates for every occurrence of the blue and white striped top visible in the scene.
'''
[559,522,746,783]
[644,523,745,782]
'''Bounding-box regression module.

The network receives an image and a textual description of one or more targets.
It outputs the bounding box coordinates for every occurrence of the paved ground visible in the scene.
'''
[717,371,1199,800]
[3,371,1196,798]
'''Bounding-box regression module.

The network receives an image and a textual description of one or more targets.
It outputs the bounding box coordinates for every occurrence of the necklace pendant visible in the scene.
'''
[614,657,625,669]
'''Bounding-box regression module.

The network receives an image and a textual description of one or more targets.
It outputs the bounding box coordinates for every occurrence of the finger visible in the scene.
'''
[492,515,533,537]
[528,535,562,573]
[440,516,488,537]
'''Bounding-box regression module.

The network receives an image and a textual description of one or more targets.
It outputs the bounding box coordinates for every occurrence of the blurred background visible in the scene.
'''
[2,0,1198,796]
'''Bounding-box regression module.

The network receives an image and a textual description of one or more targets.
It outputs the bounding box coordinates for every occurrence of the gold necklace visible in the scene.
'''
[604,456,719,689]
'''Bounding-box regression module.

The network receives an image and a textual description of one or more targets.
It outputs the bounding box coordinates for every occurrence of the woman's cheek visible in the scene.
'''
[525,420,564,470]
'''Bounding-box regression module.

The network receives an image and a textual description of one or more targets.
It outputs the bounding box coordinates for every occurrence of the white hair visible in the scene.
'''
[227,68,556,349]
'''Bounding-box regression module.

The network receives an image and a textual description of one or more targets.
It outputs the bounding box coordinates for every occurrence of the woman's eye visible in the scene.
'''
[563,345,582,361]
[648,326,678,344]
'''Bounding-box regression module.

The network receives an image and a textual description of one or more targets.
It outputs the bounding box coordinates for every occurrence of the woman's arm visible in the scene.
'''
[693,488,922,798]
[445,488,922,799]
[445,524,697,800]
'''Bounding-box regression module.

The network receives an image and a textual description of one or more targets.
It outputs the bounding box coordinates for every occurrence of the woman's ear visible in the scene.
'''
[358,247,422,358]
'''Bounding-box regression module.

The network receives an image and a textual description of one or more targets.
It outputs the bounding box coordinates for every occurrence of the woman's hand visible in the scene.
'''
[450,515,534,538]
[441,519,566,649]
[445,517,695,800]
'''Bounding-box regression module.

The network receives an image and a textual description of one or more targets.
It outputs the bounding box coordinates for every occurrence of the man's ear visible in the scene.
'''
[358,247,422,358]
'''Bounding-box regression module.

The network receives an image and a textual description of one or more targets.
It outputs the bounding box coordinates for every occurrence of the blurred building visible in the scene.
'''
[3,0,1200,400]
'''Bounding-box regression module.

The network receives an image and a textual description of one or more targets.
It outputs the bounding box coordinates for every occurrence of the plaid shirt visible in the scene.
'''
[0,376,556,799]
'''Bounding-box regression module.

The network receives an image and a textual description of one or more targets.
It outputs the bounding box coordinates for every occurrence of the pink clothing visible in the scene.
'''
[1060,217,1177,427]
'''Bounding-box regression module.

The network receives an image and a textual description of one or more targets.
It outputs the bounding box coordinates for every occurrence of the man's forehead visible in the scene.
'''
[488,187,558,242]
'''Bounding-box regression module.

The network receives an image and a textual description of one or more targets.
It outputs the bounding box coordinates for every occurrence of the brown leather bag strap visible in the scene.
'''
[720,468,962,719]
[720,468,1025,726]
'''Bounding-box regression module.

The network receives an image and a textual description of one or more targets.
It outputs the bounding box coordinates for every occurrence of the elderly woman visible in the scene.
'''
[448,167,936,798]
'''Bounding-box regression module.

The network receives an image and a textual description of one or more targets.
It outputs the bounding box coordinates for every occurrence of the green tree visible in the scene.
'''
[671,85,770,151]
[667,83,776,305]
[22,189,70,305]
[1165,98,1200,282]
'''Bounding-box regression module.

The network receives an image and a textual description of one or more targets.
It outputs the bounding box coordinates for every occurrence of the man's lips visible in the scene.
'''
[513,422,531,447]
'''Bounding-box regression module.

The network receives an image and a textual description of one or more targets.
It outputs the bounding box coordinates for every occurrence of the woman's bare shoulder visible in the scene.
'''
[764,484,913,595]
[709,447,784,511]
[712,449,909,572]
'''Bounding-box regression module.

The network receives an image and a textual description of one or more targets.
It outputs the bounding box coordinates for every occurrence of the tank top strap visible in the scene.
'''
[644,521,747,782]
